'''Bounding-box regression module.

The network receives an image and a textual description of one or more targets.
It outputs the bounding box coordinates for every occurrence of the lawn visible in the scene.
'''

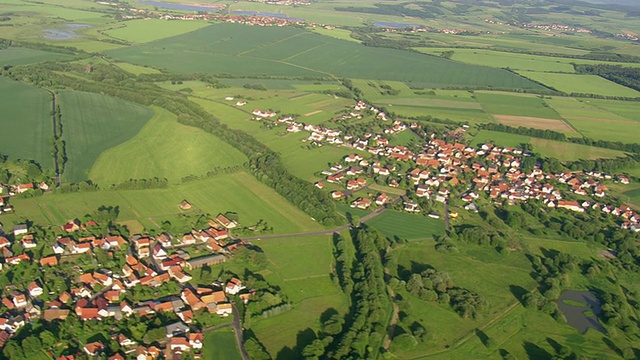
[57,90,154,183]
[105,19,211,43]
[203,328,242,360]
[0,47,71,66]
[8,171,322,234]
[518,71,640,97]
[0,77,53,167]
[366,210,446,240]
[251,235,349,358]
[89,107,247,185]
[108,23,543,89]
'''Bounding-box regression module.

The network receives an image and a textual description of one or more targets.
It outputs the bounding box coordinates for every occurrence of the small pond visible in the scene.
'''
[139,1,223,12]
[374,21,421,29]
[557,290,606,334]
[42,23,91,40]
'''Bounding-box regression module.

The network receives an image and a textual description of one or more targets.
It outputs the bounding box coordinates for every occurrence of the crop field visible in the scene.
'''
[7,171,322,234]
[475,92,563,119]
[0,77,53,167]
[112,62,161,75]
[252,235,348,358]
[108,23,543,89]
[203,328,242,360]
[564,117,640,144]
[104,19,211,43]
[57,90,154,183]
[414,48,640,73]
[493,115,577,134]
[0,47,71,66]
[367,211,446,240]
[518,71,640,97]
[588,99,640,121]
[89,107,247,185]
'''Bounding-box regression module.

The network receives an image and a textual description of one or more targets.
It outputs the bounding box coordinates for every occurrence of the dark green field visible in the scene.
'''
[57,90,154,182]
[0,47,71,66]
[108,23,543,89]
[0,77,53,167]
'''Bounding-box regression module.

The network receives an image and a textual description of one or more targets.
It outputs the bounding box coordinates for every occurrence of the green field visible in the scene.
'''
[7,171,322,234]
[89,107,247,185]
[473,130,626,161]
[0,47,71,66]
[0,77,53,167]
[367,210,446,240]
[251,235,348,358]
[475,92,563,119]
[203,328,242,360]
[57,90,154,182]
[108,23,543,89]
[518,71,640,97]
[105,19,211,43]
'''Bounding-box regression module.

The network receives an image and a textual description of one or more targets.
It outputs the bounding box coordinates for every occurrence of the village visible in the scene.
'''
[0,210,255,359]
[249,100,638,231]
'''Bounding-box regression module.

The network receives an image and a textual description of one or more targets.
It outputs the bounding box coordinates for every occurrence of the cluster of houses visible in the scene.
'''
[0,213,253,358]
[0,182,51,214]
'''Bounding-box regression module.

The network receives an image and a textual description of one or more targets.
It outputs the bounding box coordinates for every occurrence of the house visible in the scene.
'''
[169,337,191,352]
[83,341,104,356]
[12,294,27,309]
[404,200,420,213]
[376,193,389,206]
[189,333,204,349]
[13,224,28,236]
[557,200,584,212]
[216,302,233,316]
[28,281,43,297]
[215,214,238,229]
[61,220,81,233]
[0,237,10,248]
[225,278,245,295]
[165,321,190,337]
[16,183,34,194]
[179,200,192,210]
[351,197,372,210]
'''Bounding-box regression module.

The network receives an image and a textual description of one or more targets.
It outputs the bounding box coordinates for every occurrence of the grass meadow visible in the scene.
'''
[203,328,242,360]
[7,171,322,234]
[88,107,247,185]
[518,71,640,97]
[367,210,446,240]
[105,19,211,43]
[0,47,71,66]
[108,23,543,89]
[251,235,349,358]
[0,77,53,167]
[475,92,563,119]
[57,90,154,183]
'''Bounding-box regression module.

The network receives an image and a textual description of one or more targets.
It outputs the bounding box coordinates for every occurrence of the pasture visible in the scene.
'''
[112,62,161,75]
[0,47,71,66]
[367,210,446,240]
[0,77,53,167]
[57,90,154,183]
[7,171,322,234]
[518,71,640,97]
[203,328,242,360]
[107,23,543,89]
[251,235,349,358]
[88,107,247,185]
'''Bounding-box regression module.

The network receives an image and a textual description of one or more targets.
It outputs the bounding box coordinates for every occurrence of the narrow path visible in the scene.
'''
[46,89,61,187]
[231,302,250,360]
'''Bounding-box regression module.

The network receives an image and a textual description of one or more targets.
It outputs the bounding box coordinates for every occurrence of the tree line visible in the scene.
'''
[574,64,640,93]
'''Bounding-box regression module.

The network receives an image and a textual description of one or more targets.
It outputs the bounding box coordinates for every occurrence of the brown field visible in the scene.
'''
[305,110,323,116]
[494,115,577,133]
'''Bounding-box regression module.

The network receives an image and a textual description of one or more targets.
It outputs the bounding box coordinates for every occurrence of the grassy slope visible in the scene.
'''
[8,171,322,234]
[58,90,154,183]
[88,107,247,185]
[107,23,542,89]
[0,77,53,167]
[251,235,348,358]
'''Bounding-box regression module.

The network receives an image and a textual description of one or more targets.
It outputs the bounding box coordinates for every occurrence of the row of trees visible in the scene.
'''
[574,64,640,92]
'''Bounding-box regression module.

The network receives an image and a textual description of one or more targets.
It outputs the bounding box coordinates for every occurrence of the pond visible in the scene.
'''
[557,290,606,334]
[139,1,223,12]
[374,21,421,29]
[42,23,91,40]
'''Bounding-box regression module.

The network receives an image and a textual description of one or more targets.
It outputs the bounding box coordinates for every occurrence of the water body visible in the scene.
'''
[42,23,91,40]
[557,290,606,334]
[375,21,421,28]
[231,10,304,21]
[140,1,222,12]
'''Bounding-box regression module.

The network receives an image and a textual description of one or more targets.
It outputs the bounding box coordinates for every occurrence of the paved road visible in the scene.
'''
[231,302,250,360]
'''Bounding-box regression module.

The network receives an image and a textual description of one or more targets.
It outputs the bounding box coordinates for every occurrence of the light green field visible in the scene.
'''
[0,47,71,66]
[310,27,360,43]
[518,71,640,97]
[89,107,247,185]
[252,235,348,358]
[108,23,543,89]
[112,62,161,75]
[8,171,322,234]
[367,210,446,240]
[588,99,640,121]
[414,48,640,73]
[57,90,154,183]
[203,328,242,360]
[105,19,211,43]
[0,77,53,167]
[475,92,563,119]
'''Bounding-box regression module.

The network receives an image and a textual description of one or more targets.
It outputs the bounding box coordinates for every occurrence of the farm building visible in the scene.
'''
[185,254,226,270]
